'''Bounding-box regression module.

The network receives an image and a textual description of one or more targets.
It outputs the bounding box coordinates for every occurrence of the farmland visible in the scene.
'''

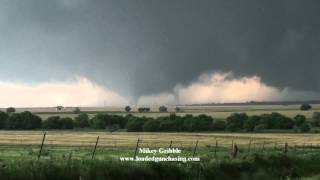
[1,105,320,179]
[6,104,320,120]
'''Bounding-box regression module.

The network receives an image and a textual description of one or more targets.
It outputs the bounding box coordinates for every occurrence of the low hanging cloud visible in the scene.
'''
[0,78,129,107]
[137,72,320,105]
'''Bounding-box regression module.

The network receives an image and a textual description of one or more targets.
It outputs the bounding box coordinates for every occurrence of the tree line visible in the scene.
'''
[1,109,320,132]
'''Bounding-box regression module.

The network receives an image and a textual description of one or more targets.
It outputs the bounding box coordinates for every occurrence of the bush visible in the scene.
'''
[300,123,311,132]
[125,106,131,112]
[75,113,89,128]
[6,111,42,130]
[126,117,147,132]
[89,114,127,129]
[6,107,16,113]
[43,116,62,129]
[312,112,320,127]
[226,113,248,129]
[243,116,260,132]
[138,107,150,113]
[300,104,312,111]
[60,117,74,129]
[212,120,226,131]
[73,107,81,114]
[254,124,267,132]
[258,113,293,129]
[143,119,160,132]
[294,114,306,127]
[0,111,8,129]
[159,106,168,112]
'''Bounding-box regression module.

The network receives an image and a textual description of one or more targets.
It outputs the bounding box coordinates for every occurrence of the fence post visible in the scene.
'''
[134,138,140,159]
[248,139,252,153]
[261,141,265,152]
[38,132,46,160]
[284,142,288,154]
[214,140,218,158]
[167,140,173,156]
[274,142,277,151]
[91,136,100,160]
[193,140,198,157]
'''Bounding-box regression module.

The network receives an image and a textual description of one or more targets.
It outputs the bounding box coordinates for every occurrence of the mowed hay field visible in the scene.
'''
[17,104,320,120]
[0,131,319,147]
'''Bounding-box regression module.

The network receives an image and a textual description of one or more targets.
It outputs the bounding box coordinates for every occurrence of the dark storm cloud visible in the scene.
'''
[0,0,320,98]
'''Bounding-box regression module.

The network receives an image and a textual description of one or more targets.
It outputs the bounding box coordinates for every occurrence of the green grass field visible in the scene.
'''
[0,130,319,161]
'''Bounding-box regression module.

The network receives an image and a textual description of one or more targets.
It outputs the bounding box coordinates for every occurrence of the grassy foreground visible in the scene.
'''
[1,153,320,179]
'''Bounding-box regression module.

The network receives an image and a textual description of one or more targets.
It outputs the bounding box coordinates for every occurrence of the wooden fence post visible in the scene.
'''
[214,140,218,158]
[284,142,288,154]
[38,132,46,160]
[261,141,265,152]
[248,139,252,153]
[134,138,140,159]
[91,136,100,160]
[193,140,198,157]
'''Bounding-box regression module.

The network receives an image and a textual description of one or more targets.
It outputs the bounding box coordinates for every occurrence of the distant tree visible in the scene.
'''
[312,112,320,127]
[6,107,15,114]
[138,107,150,113]
[125,106,132,112]
[175,107,181,112]
[126,117,146,132]
[143,119,160,132]
[7,111,41,129]
[294,115,306,127]
[211,120,226,131]
[300,123,311,133]
[159,106,168,112]
[75,113,89,128]
[243,116,260,132]
[89,114,108,129]
[60,117,74,129]
[0,111,9,129]
[226,113,248,131]
[43,116,62,129]
[254,124,267,132]
[300,104,312,111]
[73,107,81,114]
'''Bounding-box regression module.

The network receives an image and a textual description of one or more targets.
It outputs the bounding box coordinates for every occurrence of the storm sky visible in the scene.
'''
[0,0,320,106]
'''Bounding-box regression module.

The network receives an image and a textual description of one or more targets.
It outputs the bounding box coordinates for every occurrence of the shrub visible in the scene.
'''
[300,104,312,111]
[6,111,42,129]
[125,106,132,112]
[126,117,146,132]
[143,119,160,132]
[159,106,168,112]
[6,107,16,113]
[43,116,62,129]
[254,124,267,132]
[75,113,89,128]
[138,107,150,113]
[73,107,81,114]
[294,115,306,127]
[225,113,248,132]
[243,116,260,132]
[300,123,311,132]
[212,120,226,131]
[0,111,8,129]
[312,112,320,127]
[60,117,74,129]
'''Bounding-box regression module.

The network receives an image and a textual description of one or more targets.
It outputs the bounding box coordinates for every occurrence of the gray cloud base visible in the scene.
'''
[0,0,319,99]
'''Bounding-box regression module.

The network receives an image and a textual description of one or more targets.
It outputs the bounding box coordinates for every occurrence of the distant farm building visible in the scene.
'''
[56,106,64,111]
